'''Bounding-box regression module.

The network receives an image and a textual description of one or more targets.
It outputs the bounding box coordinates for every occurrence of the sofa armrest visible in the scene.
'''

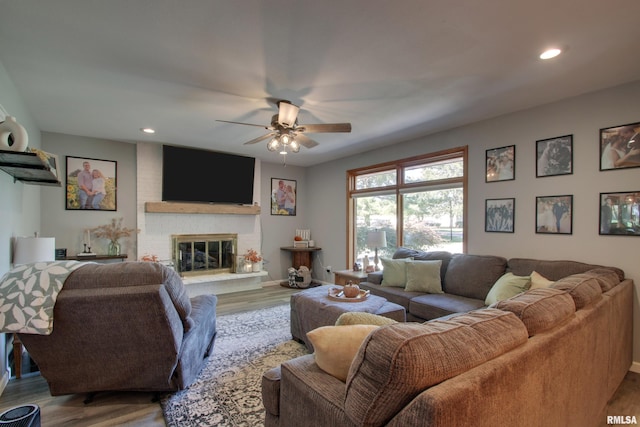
[366,271,383,285]
[262,366,282,417]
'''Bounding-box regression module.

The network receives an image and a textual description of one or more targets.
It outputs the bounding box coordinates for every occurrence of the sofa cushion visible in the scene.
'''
[485,272,531,305]
[393,248,452,283]
[582,268,621,292]
[507,258,624,281]
[307,324,378,382]
[491,288,575,336]
[335,312,398,326]
[380,257,413,287]
[444,254,507,300]
[409,293,486,320]
[344,309,528,426]
[550,274,602,310]
[529,270,554,289]
[404,260,443,293]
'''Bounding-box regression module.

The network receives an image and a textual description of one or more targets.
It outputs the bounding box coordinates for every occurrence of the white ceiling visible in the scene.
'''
[1,0,639,167]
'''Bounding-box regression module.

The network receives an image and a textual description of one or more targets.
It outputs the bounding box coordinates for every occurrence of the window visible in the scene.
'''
[347,147,467,268]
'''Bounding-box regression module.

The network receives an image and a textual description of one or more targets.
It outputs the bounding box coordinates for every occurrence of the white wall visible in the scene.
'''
[0,60,42,392]
[308,80,640,368]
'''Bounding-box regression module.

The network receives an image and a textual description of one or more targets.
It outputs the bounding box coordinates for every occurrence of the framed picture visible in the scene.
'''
[66,156,117,211]
[271,178,297,216]
[535,195,572,234]
[536,134,573,177]
[599,121,640,171]
[485,198,515,233]
[599,191,640,236]
[486,145,515,182]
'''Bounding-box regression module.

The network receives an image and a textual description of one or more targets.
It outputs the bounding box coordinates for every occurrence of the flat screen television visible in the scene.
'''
[162,145,255,205]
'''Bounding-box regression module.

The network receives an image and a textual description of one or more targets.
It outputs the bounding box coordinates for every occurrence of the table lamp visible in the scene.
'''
[366,230,387,271]
[13,236,56,265]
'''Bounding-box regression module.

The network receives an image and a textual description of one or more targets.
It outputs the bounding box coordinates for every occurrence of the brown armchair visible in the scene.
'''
[18,262,217,397]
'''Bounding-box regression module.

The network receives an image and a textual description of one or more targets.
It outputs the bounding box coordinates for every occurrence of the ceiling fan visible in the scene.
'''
[217,100,351,154]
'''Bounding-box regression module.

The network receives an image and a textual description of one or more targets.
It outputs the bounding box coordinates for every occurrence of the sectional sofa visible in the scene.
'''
[262,250,633,426]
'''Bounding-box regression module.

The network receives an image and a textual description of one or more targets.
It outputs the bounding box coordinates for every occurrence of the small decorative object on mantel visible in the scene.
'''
[243,248,263,272]
[91,217,139,256]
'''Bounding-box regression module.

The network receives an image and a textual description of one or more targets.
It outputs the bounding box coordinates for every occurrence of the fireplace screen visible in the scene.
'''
[173,234,237,276]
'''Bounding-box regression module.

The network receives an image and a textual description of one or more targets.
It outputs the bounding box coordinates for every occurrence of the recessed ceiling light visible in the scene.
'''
[141,127,156,134]
[540,48,562,60]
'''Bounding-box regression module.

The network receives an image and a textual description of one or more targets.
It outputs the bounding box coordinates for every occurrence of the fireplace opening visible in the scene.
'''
[172,234,237,276]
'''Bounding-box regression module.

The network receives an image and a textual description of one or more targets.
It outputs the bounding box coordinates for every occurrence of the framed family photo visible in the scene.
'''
[599,191,640,236]
[271,178,297,216]
[485,198,515,233]
[486,145,515,182]
[66,156,117,211]
[535,195,572,234]
[536,134,573,177]
[599,121,640,171]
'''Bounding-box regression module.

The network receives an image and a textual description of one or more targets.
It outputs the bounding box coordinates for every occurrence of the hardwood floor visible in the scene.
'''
[0,284,638,426]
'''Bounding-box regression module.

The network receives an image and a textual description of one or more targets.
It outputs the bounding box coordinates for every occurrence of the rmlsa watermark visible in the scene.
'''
[607,415,638,425]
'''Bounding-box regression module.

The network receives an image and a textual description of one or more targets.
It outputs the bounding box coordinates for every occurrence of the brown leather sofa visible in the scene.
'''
[19,262,217,397]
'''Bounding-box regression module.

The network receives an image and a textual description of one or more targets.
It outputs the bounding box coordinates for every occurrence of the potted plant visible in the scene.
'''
[244,249,263,272]
[91,217,138,256]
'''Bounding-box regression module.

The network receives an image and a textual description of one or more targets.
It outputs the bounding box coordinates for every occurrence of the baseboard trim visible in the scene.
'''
[630,361,640,374]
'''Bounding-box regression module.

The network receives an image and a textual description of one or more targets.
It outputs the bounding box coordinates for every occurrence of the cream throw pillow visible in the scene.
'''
[307,324,378,382]
[404,260,443,293]
[485,272,531,305]
[380,257,413,287]
[529,270,554,289]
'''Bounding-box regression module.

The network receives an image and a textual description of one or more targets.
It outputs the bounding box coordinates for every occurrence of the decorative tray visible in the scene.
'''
[327,287,370,302]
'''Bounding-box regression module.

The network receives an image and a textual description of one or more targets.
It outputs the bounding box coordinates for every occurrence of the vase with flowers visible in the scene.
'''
[244,249,263,272]
[92,217,139,256]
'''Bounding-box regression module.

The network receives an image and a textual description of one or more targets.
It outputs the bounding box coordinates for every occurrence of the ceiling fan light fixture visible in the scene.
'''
[267,138,279,151]
[277,101,299,127]
[290,140,300,153]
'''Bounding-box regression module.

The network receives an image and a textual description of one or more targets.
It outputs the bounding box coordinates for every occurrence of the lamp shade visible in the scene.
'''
[13,237,55,265]
[366,230,387,249]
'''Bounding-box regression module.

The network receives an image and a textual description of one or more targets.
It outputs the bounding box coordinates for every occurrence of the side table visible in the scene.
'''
[334,269,369,286]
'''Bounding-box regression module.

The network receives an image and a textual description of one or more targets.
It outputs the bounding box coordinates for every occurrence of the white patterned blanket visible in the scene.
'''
[0,261,87,335]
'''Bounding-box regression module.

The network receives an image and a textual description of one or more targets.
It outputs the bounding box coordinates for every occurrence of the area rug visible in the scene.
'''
[161,304,308,426]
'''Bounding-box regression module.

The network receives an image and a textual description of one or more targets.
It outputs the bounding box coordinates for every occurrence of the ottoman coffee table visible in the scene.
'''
[290,285,406,351]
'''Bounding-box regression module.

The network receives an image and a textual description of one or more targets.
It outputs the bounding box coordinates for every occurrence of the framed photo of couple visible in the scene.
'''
[271,178,297,216]
[599,121,640,171]
[65,156,117,211]
[536,135,573,177]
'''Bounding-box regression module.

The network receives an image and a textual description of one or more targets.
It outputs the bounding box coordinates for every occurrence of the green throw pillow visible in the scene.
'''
[380,257,413,287]
[405,260,443,293]
[485,272,531,305]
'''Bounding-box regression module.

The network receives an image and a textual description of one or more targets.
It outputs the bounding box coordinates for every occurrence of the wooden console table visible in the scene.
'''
[280,247,322,270]
[63,254,128,262]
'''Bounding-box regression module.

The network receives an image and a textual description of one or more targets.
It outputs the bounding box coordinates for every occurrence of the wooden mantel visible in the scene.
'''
[145,201,260,215]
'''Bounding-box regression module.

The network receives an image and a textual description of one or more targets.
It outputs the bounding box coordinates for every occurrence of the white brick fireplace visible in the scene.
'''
[135,142,265,295]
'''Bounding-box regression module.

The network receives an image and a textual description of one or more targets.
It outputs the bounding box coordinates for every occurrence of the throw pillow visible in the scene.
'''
[335,312,398,326]
[485,272,531,306]
[307,324,378,382]
[404,260,443,293]
[529,270,553,290]
[380,257,413,287]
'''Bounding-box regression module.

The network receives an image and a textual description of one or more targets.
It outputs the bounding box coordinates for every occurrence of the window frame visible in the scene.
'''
[346,146,468,267]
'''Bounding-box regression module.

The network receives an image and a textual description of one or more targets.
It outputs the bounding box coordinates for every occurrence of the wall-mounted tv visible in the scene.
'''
[162,145,255,205]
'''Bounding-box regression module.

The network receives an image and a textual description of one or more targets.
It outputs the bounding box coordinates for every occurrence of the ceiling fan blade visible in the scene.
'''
[217,119,273,130]
[295,134,319,149]
[277,101,300,127]
[296,123,352,133]
[243,132,276,145]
